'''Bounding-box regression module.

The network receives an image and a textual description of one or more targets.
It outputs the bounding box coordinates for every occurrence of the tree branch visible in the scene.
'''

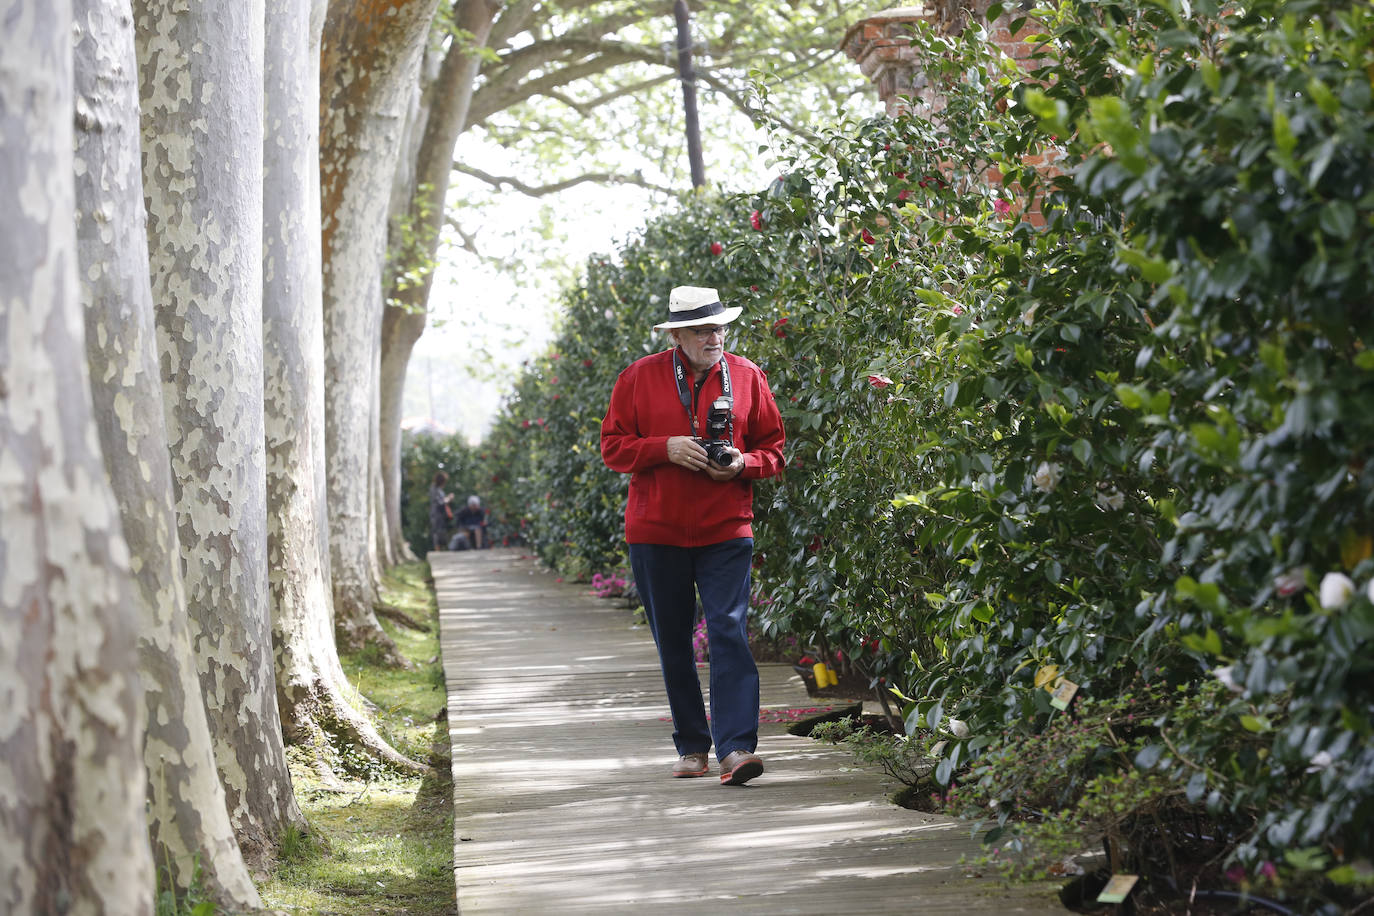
[454,162,677,197]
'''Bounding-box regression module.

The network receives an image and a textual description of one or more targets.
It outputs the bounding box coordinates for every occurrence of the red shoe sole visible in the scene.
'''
[719,758,764,785]
[672,766,709,778]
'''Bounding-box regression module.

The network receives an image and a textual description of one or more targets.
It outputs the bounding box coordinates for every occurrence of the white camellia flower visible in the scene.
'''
[1095,488,1125,511]
[1032,461,1062,493]
[1319,572,1356,610]
[1212,666,1243,694]
[947,718,971,738]
[604,308,614,320]
[1306,750,1334,774]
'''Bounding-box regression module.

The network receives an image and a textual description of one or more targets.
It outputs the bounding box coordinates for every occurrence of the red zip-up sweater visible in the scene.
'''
[601,347,785,546]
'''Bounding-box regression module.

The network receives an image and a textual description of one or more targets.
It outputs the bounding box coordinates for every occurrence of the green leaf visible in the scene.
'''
[1115,384,1145,409]
[1272,108,1296,158]
[1319,200,1356,238]
[1135,744,1164,769]
[1115,245,1173,284]
[1355,350,1374,371]
[1240,714,1271,733]
[1284,847,1330,872]
[1071,439,1093,466]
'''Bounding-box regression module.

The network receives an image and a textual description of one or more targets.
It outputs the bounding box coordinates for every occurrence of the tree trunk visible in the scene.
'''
[73,0,263,907]
[264,0,427,777]
[380,0,499,557]
[320,0,441,660]
[0,3,154,910]
[133,0,305,870]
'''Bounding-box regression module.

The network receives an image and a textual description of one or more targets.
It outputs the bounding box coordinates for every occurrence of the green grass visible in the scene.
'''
[259,561,455,916]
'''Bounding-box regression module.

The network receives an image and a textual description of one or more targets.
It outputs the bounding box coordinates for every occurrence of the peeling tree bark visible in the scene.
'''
[320,0,441,660]
[380,0,499,558]
[0,2,154,910]
[265,0,428,778]
[73,0,263,907]
[133,0,305,869]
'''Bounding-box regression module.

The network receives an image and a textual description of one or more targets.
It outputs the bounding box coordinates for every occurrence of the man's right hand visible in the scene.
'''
[666,435,710,472]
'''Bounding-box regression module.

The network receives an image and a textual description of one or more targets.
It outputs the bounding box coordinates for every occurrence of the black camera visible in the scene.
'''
[695,397,735,467]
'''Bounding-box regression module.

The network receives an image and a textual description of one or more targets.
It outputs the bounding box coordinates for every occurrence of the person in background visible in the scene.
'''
[429,470,454,551]
[454,494,487,550]
[601,284,785,786]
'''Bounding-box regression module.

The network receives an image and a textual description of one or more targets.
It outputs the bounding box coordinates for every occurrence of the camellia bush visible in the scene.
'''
[473,0,1373,908]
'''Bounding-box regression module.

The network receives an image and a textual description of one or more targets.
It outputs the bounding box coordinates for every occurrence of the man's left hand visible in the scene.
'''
[704,448,744,481]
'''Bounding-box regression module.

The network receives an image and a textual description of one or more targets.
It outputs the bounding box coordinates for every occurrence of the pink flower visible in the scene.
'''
[994,198,1012,216]
[521,420,531,429]
[1259,861,1277,881]
[1225,866,1246,884]
[710,241,723,255]
[868,374,893,388]
[951,305,964,315]
[749,210,763,231]
[1274,569,1305,597]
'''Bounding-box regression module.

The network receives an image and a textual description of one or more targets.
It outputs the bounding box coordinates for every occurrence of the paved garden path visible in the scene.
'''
[435,548,1062,914]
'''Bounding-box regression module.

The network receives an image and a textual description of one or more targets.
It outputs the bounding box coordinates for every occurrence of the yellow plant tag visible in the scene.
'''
[1096,874,1139,904]
[1050,678,1079,710]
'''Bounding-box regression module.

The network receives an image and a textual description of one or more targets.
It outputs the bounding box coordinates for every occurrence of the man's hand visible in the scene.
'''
[667,435,710,472]
[703,447,744,481]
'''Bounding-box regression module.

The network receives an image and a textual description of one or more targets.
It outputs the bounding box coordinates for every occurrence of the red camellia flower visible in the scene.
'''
[710,241,723,255]
[582,358,593,368]
[772,317,788,338]
[868,374,893,388]
[550,376,559,384]
[749,210,762,230]
[861,229,876,245]
[522,420,531,428]
[807,535,822,553]
[994,198,1012,216]
[894,170,906,179]
[897,188,911,201]
[749,284,759,292]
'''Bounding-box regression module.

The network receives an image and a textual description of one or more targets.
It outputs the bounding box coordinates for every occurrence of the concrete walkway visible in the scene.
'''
[435,548,1062,914]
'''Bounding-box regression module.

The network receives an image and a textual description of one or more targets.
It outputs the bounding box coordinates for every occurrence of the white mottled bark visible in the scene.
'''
[321,0,440,658]
[265,0,426,775]
[133,0,304,868]
[0,2,154,910]
[73,0,262,907]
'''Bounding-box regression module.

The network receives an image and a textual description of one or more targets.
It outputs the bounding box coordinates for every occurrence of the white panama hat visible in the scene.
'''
[653,285,743,330]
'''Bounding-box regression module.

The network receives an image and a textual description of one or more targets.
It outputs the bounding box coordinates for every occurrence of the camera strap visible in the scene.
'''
[672,348,733,442]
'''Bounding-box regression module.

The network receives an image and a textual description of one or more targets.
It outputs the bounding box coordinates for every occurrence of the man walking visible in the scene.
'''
[601,285,785,785]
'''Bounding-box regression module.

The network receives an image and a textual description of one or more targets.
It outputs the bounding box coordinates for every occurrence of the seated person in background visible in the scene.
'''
[453,495,487,550]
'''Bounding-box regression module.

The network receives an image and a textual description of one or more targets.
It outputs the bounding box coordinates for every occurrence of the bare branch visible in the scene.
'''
[470,47,657,125]
[543,72,676,117]
[454,162,678,197]
[443,215,483,257]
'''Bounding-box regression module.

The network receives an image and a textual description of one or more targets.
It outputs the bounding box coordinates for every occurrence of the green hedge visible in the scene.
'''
[474,0,1374,907]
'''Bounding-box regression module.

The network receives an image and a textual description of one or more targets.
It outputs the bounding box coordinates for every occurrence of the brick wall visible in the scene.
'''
[841,2,1063,222]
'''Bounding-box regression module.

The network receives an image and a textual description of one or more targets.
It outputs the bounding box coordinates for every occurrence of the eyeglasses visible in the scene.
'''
[686,325,727,339]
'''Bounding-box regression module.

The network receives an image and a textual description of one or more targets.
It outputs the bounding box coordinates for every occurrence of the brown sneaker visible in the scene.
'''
[718,750,764,786]
[672,752,709,778]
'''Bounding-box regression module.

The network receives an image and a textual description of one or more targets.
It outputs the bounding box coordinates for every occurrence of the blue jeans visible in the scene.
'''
[629,538,759,762]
